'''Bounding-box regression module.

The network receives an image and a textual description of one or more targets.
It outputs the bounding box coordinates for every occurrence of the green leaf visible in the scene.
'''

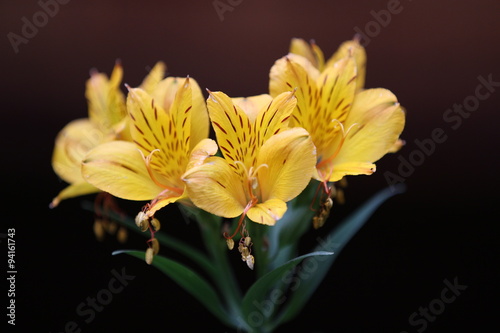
[274,185,405,326]
[113,250,232,326]
[241,251,333,331]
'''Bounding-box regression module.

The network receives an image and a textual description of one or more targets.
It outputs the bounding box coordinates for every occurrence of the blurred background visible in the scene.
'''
[1,0,499,332]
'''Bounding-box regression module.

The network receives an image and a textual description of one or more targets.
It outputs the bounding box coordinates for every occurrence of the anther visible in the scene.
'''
[245,255,255,270]
[135,211,149,231]
[238,237,255,270]
[93,220,105,241]
[150,217,161,232]
[145,247,154,265]
[226,238,235,250]
[151,237,160,255]
[117,227,128,243]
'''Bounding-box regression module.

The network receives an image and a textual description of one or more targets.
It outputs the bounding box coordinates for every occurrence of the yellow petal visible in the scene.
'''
[310,41,326,71]
[316,56,357,126]
[186,77,210,149]
[186,138,218,170]
[182,157,246,218]
[256,127,316,202]
[150,77,180,112]
[269,55,320,131]
[86,61,126,129]
[146,192,187,217]
[388,138,405,153]
[109,60,123,89]
[206,91,253,168]
[255,90,297,144]
[310,56,357,159]
[269,54,320,104]
[327,89,405,181]
[140,61,167,94]
[247,198,287,226]
[82,141,166,201]
[149,76,209,149]
[127,82,192,189]
[325,38,367,90]
[232,94,273,123]
[207,90,296,170]
[50,181,99,208]
[148,76,209,149]
[52,118,108,184]
[327,161,377,182]
[289,38,325,70]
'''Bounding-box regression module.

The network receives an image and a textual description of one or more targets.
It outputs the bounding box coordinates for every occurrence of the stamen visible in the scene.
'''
[309,181,324,212]
[238,236,254,270]
[234,160,249,177]
[251,163,269,177]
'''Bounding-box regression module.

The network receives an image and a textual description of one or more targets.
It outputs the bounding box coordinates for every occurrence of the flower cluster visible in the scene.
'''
[51,37,405,268]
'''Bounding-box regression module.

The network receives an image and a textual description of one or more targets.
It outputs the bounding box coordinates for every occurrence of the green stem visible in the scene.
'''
[192,210,249,330]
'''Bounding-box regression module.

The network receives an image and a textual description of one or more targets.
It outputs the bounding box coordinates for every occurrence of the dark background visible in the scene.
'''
[1,0,499,332]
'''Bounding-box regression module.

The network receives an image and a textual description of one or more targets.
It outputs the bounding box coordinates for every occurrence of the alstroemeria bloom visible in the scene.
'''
[50,62,167,208]
[50,61,128,207]
[82,76,212,217]
[269,49,405,185]
[289,37,404,153]
[182,91,317,227]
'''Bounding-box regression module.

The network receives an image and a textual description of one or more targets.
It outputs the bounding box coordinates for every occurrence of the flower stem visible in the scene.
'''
[192,209,250,330]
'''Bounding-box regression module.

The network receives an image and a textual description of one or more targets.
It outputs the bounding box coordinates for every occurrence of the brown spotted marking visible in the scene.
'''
[213,121,227,135]
[140,108,152,132]
[347,75,357,86]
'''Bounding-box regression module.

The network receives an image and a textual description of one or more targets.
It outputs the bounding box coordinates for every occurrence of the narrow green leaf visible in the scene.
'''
[274,185,405,326]
[241,251,333,330]
[113,250,231,326]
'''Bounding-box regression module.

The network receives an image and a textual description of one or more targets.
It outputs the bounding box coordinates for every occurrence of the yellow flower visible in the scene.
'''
[50,61,125,207]
[82,76,213,217]
[182,91,317,227]
[50,61,166,208]
[269,39,405,185]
